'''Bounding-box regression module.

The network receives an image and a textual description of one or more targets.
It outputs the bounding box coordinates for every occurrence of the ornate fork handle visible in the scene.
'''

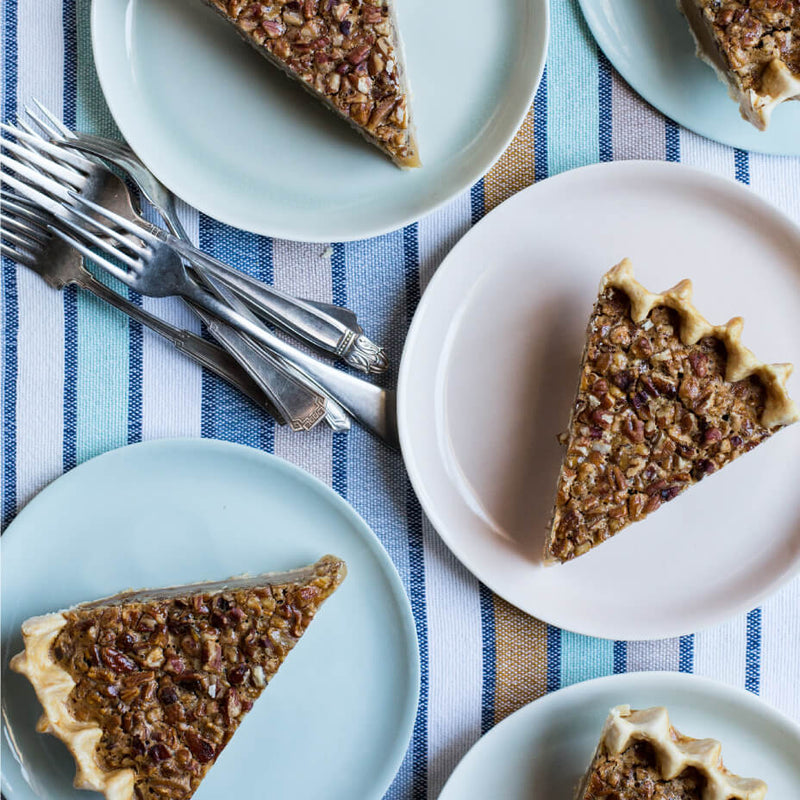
[175,273,397,443]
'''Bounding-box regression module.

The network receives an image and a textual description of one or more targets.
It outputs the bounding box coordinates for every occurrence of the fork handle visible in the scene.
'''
[137,218,386,375]
[76,273,286,422]
[181,280,398,445]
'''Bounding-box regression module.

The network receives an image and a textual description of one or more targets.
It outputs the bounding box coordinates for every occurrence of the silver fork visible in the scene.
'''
[0,161,398,444]
[26,101,388,375]
[2,120,341,432]
[0,192,287,422]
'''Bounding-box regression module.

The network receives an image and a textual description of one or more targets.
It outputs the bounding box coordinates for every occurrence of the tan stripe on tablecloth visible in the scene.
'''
[493,596,549,723]
[483,106,538,213]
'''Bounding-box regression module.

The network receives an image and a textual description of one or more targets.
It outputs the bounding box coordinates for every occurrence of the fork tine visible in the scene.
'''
[2,223,43,251]
[70,194,161,249]
[1,135,85,189]
[1,241,38,269]
[1,189,50,219]
[27,100,73,139]
[1,122,92,175]
[48,206,143,270]
[62,134,121,162]
[48,225,133,285]
[1,213,50,247]
[2,193,54,229]
[0,165,67,216]
[0,151,73,204]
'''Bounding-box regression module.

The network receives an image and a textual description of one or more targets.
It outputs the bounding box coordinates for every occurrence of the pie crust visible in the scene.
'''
[603,261,798,429]
[678,0,800,130]
[10,556,346,800]
[544,259,798,563]
[576,705,768,800]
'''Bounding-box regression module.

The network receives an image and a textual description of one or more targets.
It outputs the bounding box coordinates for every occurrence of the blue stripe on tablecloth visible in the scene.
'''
[403,223,429,797]
[679,635,694,672]
[665,119,680,162]
[331,241,347,308]
[62,0,78,473]
[1,0,19,530]
[745,608,761,694]
[735,149,750,184]
[479,583,496,733]
[546,624,561,692]
[330,242,347,499]
[534,67,548,182]
[470,179,485,224]
[598,53,612,163]
[198,216,275,451]
[613,641,627,673]
[128,306,143,445]
[406,480,428,798]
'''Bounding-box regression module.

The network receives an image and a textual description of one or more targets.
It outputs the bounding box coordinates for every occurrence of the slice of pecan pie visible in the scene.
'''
[10,555,346,800]
[576,705,767,800]
[544,259,798,564]
[678,0,800,129]
[202,0,420,168]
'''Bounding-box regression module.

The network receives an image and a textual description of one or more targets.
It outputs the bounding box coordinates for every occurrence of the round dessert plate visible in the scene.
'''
[1,439,419,800]
[438,672,800,799]
[90,0,548,241]
[398,159,800,640]
[578,0,800,157]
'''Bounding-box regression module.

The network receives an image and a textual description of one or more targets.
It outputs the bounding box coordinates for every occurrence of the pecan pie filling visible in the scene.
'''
[545,260,798,564]
[11,556,346,800]
[204,0,419,167]
[582,741,706,800]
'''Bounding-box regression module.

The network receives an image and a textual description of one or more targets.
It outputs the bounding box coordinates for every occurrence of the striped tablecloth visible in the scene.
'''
[2,1,800,797]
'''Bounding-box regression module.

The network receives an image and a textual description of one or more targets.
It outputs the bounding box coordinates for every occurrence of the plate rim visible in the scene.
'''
[397,158,800,640]
[89,0,550,242]
[437,670,800,799]
[1,437,420,800]
[576,0,800,158]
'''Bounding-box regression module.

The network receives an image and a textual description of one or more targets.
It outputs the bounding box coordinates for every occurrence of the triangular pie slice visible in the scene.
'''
[576,705,767,800]
[204,0,420,168]
[544,259,798,564]
[10,555,346,800]
[678,0,800,130]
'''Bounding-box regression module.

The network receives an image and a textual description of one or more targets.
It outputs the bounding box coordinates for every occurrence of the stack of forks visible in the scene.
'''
[0,104,398,445]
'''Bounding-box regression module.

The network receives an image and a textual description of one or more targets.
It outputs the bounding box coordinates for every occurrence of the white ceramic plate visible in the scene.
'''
[90,0,548,241]
[398,160,800,640]
[438,672,800,799]
[578,0,800,157]
[1,439,419,800]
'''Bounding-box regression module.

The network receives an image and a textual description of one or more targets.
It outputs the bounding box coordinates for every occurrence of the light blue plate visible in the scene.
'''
[1,439,419,800]
[91,0,548,241]
[579,0,800,156]
[439,672,800,798]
